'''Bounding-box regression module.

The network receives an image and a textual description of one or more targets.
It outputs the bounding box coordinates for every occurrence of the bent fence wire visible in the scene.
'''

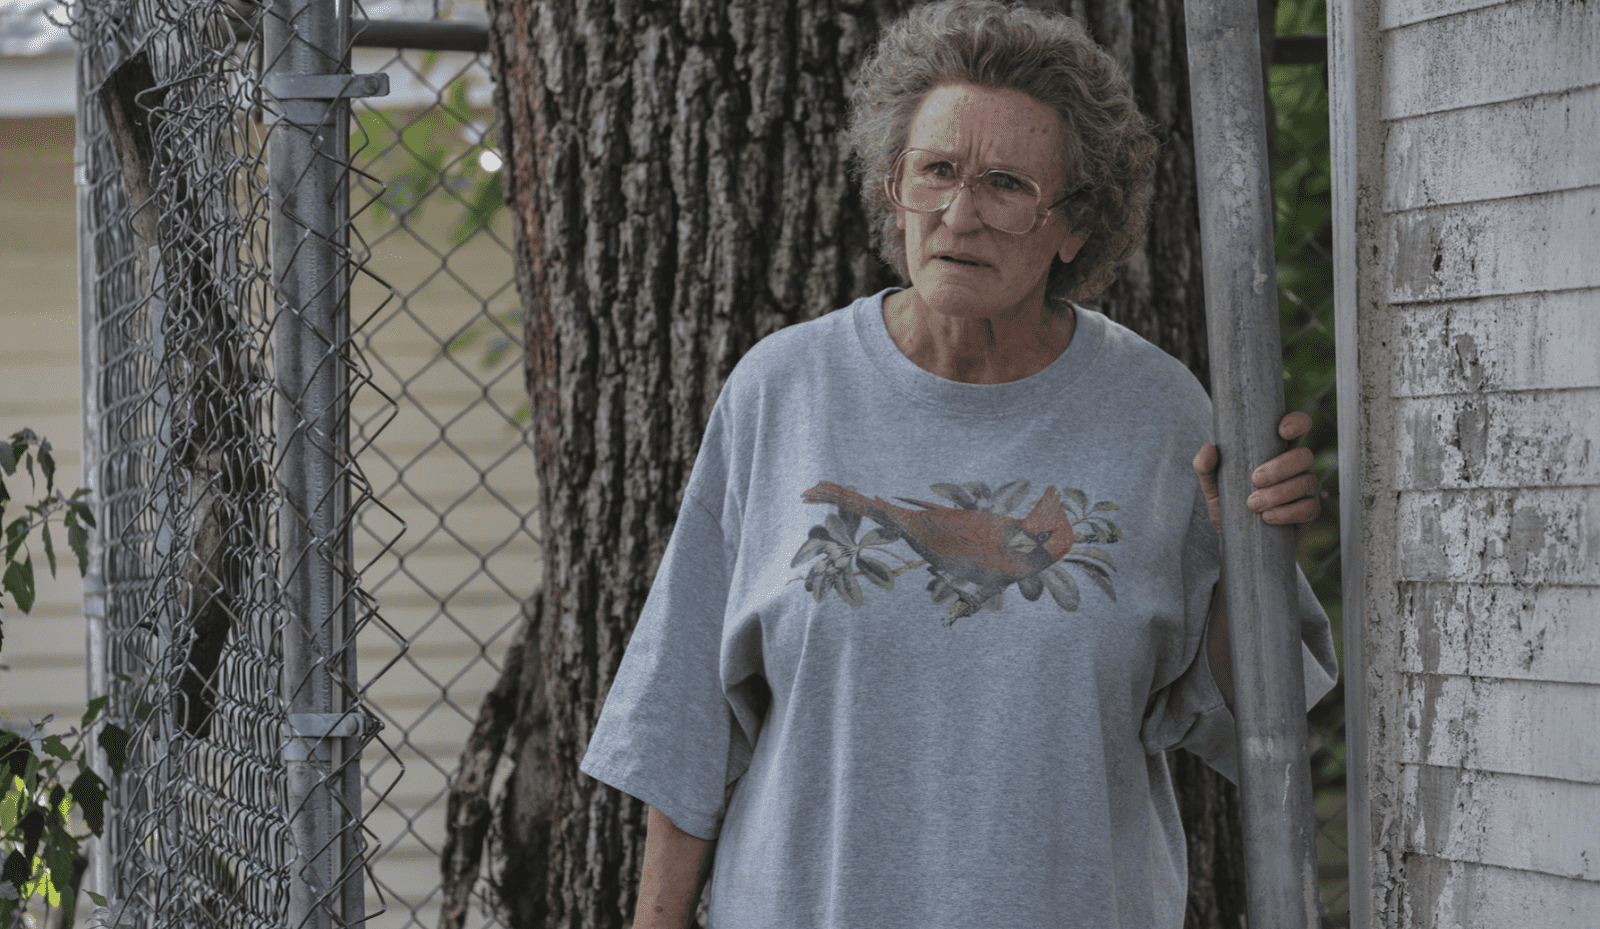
[71,1,1342,927]
[73,0,531,926]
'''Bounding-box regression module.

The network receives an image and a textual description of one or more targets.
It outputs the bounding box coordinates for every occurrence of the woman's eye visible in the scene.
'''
[925,161,956,178]
[986,172,1028,193]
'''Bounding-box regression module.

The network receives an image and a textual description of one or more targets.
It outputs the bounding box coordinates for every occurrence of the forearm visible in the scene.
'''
[636,805,713,929]
[1205,580,1234,711]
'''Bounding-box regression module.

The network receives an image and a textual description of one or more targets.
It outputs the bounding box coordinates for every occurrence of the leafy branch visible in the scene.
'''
[1,430,129,928]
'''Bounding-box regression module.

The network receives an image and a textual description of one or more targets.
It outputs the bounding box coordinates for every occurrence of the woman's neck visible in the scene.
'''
[882,287,1075,384]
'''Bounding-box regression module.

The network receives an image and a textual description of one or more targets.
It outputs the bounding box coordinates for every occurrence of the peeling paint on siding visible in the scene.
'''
[1400,764,1600,879]
[1383,85,1600,212]
[1399,674,1600,782]
[1399,583,1600,684]
[1347,0,1600,921]
[1405,857,1600,929]
[1397,488,1599,584]
[1392,292,1600,396]
[1396,391,1600,489]
[1381,0,1600,119]
[1386,190,1600,302]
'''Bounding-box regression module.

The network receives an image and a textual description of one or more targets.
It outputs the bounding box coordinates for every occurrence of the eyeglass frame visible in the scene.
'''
[886,148,1082,236]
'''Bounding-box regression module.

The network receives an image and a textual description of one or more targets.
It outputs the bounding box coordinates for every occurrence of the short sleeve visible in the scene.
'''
[1140,486,1339,785]
[578,411,749,841]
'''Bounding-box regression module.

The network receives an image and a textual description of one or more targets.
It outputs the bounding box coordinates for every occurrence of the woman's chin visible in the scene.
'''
[910,274,1025,321]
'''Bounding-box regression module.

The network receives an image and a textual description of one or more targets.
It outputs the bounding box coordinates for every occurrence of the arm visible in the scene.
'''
[1192,411,1322,711]
[635,805,713,929]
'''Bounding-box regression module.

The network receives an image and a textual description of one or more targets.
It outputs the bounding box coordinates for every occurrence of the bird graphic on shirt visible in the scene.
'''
[801,480,1084,622]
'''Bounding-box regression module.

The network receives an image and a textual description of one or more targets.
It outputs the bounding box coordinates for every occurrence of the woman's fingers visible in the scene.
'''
[1279,410,1312,442]
[1246,471,1321,518]
[1251,445,1315,489]
[1258,493,1322,526]
[1192,443,1219,484]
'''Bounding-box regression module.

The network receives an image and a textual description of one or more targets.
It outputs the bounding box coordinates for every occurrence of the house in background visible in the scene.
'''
[0,0,89,731]
[1333,0,1600,924]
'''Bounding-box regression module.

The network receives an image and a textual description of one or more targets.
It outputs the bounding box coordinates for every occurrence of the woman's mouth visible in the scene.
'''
[938,255,988,267]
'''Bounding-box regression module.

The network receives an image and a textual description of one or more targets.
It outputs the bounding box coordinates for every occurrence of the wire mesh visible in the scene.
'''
[343,21,533,929]
[72,0,409,925]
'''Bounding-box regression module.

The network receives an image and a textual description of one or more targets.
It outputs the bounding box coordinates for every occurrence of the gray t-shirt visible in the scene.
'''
[580,290,1338,928]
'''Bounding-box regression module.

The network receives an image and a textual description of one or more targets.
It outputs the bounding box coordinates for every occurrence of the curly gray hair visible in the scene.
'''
[849,0,1157,304]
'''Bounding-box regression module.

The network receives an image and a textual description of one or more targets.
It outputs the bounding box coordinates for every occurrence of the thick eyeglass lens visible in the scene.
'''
[893,150,1043,235]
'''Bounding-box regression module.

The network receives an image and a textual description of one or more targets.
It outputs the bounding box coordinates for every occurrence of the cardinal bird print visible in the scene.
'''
[792,479,1123,623]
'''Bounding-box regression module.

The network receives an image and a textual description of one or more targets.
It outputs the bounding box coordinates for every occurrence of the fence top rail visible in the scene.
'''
[230,16,489,53]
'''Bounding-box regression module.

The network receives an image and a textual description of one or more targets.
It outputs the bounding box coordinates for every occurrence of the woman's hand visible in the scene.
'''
[1192,411,1321,533]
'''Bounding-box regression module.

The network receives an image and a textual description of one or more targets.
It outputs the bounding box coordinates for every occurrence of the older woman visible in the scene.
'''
[580,2,1337,927]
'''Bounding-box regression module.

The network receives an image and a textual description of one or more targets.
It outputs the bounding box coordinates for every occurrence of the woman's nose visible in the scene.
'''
[941,182,984,233]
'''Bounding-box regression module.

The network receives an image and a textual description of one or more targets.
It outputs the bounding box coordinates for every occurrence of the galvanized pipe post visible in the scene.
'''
[1182,1,1321,927]
[74,22,115,914]
[265,1,376,925]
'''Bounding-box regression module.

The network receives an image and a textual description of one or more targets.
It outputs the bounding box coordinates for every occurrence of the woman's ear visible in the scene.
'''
[1057,230,1088,263]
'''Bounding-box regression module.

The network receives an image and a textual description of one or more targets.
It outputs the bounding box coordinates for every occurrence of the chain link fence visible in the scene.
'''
[68,0,1345,926]
[73,1,528,926]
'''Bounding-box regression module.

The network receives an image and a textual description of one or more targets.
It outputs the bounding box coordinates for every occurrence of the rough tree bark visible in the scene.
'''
[441,1,1284,926]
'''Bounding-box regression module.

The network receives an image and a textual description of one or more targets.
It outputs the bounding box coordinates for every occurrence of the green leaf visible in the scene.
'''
[41,523,56,578]
[44,841,75,917]
[443,78,471,128]
[87,890,107,906]
[1,730,32,781]
[3,559,35,615]
[70,771,107,836]
[1,784,18,833]
[40,735,71,762]
[18,809,44,861]
[4,517,27,562]
[1,850,29,889]
[1061,487,1089,513]
[98,724,130,778]
[83,697,109,728]
[37,444,54,493]
[0,441,15,476]
[68,522,89,577]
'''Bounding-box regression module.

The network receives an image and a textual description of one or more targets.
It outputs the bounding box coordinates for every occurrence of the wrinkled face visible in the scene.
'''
[897,83,1086,321]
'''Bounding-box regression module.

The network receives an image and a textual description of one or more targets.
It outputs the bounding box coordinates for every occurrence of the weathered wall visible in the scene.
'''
[1336,0,1600,924]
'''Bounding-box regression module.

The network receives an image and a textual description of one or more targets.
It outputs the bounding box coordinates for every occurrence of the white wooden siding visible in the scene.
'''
[0,115,87,727]
[1343,0,1600,923]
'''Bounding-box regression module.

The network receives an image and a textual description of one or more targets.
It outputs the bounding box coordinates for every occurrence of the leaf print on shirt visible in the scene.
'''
[793,480,1122,624]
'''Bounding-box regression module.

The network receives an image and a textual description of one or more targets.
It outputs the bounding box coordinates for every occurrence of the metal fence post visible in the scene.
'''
[265,1,382,925]
[74,18,115,914]
[1182,1,1321,927]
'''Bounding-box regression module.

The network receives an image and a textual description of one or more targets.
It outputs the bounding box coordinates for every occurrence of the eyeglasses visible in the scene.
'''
[887,149,1076,236]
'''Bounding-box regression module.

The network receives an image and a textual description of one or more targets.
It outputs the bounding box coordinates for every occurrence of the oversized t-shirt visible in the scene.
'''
[580,290,1338,928]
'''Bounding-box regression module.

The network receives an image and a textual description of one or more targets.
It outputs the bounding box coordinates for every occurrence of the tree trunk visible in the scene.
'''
[446,1,1271,925]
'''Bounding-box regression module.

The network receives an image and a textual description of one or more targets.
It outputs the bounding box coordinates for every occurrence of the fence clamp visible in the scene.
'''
[264,73,391,101]
[285,712,365,762]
